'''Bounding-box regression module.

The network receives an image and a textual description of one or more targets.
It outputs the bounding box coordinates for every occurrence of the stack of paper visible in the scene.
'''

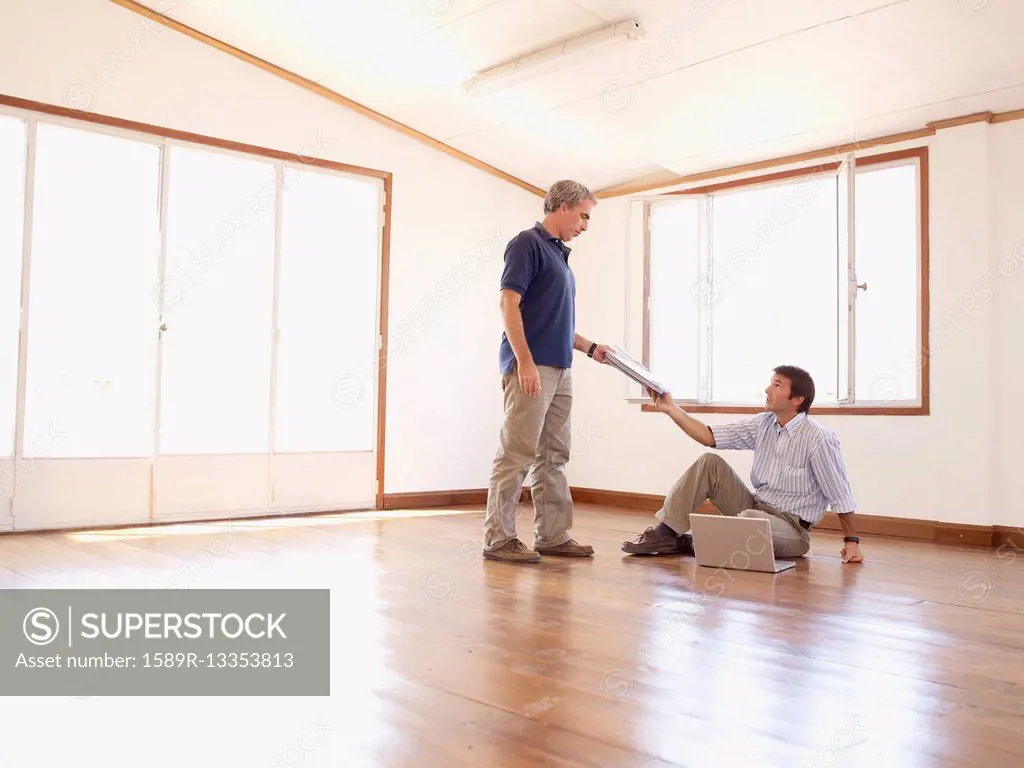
[604,345,669,397]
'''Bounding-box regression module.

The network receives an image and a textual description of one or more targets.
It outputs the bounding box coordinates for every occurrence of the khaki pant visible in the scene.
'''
[484,365,573,550]
[657,453,811,558]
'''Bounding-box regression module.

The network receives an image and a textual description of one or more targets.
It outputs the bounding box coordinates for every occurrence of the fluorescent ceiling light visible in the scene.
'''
[463,19,645,97]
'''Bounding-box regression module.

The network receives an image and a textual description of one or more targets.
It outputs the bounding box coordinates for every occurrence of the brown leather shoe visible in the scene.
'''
[482,538,542,563]
[622,527,693,555]
[534,538,595,557]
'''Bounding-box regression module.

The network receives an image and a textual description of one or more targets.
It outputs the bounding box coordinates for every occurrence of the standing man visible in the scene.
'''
[622,366,865,564]
[482,180,611,564]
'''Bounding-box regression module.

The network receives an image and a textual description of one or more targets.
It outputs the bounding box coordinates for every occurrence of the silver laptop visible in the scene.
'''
[689,513,796,573]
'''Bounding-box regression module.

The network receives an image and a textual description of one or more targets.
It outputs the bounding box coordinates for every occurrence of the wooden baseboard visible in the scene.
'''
[813,511,997,547]
[568,487,663,511]
[383,487,1024,550]
[382,490,489,509]
[383,488,540,510]
[381,487,657,511]
[993,526,1024,550]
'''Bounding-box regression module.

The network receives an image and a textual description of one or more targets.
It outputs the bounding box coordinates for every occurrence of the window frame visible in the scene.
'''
[639,146,929,416]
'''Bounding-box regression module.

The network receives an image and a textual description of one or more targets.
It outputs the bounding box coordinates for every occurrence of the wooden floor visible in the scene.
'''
[1,503,1023,768]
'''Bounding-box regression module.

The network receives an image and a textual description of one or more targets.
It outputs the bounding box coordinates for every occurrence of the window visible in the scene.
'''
[0,115,26,458]
[23,123,161,456]
[648,198,701,401]
[709,173,840,405]
[158,144,277,455]
[642,148,927,414]
[274,166,380,453]
[852,161,920,407]
[0,94,388,529]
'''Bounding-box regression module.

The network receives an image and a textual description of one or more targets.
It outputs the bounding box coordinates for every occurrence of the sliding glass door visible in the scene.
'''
[2,107,384,531]
[153,144,277,518]
[14,121,161,530]
[152,146,382,520]
[0,115,27,527]
[271,164,381,510]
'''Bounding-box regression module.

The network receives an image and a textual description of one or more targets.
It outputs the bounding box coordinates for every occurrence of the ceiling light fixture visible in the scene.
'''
[463,19,646,97]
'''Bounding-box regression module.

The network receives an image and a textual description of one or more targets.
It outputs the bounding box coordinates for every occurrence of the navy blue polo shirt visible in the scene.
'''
[498,222,576,375]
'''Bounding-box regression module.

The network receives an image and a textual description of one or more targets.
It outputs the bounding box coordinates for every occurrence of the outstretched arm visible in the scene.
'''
[647,391,716,447]
[573,333,611,363]
[650,390,765,451]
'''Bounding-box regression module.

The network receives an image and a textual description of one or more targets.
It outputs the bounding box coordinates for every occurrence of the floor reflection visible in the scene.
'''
[0,506,1018,766]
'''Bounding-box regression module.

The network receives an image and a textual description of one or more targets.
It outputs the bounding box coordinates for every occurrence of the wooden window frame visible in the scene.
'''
[641,146,930,416]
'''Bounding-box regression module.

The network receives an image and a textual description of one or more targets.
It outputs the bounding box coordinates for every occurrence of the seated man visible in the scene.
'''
[622,365,864,564]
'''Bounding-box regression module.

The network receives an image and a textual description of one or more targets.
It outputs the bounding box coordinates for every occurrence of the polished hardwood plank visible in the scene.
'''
[0,503,1022,768]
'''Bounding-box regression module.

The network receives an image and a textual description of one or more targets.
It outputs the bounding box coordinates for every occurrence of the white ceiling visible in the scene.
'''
[138,0,1024,193]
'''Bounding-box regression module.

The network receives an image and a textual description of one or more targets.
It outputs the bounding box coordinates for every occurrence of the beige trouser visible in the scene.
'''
[484,365,573,550]
[657,453,811,558]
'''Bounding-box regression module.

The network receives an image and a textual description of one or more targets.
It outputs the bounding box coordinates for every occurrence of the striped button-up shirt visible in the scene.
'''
[710,412,856,525]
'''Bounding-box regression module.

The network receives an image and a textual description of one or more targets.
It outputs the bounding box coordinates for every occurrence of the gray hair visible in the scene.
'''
[543,179,596,214]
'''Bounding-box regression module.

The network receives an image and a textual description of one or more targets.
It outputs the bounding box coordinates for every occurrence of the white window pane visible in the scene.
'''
[0,116,26,458]
[854,163,919,404]
[24,123,161,458]
[649,199,700,400]
[275,168,379,453]
[710,177,838,404]
[159,146,275,454]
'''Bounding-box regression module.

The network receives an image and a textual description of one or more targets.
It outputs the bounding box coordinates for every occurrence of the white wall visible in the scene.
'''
[989,119,1024,528]
[568,118,1024,529]
[0,0,541,496]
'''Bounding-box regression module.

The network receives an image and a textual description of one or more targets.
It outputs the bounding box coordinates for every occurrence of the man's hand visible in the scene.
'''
[841,540,864,564]
[647,388,675,413]
[592,344,612,363]
[644,388,715,446]
[519,361,542,399]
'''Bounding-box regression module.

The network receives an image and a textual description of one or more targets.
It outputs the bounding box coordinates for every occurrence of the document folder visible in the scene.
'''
[604,346,669,397]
